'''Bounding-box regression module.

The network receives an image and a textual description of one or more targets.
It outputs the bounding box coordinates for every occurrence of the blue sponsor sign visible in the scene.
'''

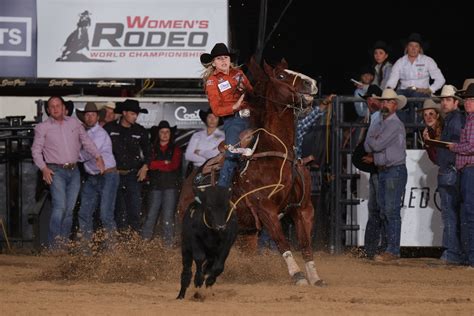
[0,0,36,77]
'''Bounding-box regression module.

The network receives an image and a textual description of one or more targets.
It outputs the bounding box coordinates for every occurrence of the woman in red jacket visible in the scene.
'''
[141,120,181,246]
[200,43,253,188]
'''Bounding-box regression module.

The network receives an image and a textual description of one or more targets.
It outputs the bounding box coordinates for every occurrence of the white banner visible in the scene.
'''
[348,150,443,247]
[37,0,227,78]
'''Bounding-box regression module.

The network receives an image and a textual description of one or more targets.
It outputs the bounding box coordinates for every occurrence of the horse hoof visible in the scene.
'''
[313,279,327,287]
[292,271,309,286]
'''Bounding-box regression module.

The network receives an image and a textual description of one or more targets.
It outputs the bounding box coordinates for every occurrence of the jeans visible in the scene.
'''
[78,172,119,241]
[218,114,249,188]
[377,164,407,256]
[48,166,81,247]
[437,167,463,263]
[460,166,474,267]
[141,188,177,246]
[115,173,142,232]
[364,173,386,257]
[396,89,429,125]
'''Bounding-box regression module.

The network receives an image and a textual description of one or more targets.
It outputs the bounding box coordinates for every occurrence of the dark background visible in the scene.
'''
[229,0,472,96]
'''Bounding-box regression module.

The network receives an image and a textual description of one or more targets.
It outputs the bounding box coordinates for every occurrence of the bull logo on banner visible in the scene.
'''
[56,10,112,63]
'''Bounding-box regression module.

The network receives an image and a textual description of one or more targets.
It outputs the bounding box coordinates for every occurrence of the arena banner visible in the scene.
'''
[37,0,227,78]
[137,101,209,129]
[0,0,36,77]
[349,150,443,247]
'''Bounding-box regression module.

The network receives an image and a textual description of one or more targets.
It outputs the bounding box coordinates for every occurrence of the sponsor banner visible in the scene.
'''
[137,101,208,129]
[37,0,227,79]
[0,0,36,77]
[349,150,442,247]
[37,98,209,129]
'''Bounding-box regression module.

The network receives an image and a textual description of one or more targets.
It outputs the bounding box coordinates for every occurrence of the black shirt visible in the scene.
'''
[104,120,150,170]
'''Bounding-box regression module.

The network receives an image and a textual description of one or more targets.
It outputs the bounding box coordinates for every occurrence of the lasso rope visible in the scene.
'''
[223,127,289,223]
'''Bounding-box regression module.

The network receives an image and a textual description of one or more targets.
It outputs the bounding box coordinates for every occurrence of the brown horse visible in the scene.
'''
[226,58,325,286]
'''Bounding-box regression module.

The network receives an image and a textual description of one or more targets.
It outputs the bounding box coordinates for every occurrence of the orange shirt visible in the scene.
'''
[205,68,253,117]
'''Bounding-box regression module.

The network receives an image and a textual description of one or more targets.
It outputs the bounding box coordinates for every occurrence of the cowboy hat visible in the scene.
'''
[457,83,474,99]
[407,33,423,45]
[96,101,116,110]
[403,32,428,49]
[76,102,106,122]
[374,89,407,110]
[156,120,177,132]
[459,78,474,92]
[371,40,391,55]
[359,84,383,100]
[200,43,235,65]
[198,108,223,126]
[416,99,442,113]
[432,85,462,101]
[115,99,148,114]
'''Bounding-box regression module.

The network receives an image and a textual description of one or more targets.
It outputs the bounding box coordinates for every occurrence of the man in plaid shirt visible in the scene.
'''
[448,83,474,268]
[295,95,334,158]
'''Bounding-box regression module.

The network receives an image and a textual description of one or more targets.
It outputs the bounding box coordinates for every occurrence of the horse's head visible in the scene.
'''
[263,59,318,112]
[197,186,232,232]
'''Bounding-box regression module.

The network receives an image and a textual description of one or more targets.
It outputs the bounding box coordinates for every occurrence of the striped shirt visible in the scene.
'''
[452,113,474,170]
[296,106,325,158]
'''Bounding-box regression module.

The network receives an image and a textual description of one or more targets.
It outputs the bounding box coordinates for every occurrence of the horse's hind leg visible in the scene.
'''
[291,203,325,287]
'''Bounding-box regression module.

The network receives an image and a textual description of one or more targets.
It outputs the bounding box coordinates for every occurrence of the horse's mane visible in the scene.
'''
[244,57,289,128]
[245,57,271,128]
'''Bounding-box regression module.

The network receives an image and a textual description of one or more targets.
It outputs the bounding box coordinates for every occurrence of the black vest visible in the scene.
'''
[149,144,180,190]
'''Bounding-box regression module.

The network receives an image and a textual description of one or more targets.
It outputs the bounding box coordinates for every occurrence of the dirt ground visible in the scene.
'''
[0,242,473,315]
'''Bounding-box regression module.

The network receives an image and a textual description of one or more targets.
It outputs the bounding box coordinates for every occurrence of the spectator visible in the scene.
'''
[371,40,392,89]
[97,102,118,127]
[386,33,445,123]
[354,85,386,259]
[104,99,150,233]
[185,109,224,169]
[142,120,182,246]
[431,84,465,265]
[353,66,375,119]
[76,103,119,244]
[418,99,444,163]
[448,83,474,268]
[32,96,104,248]
[365,89,408,262]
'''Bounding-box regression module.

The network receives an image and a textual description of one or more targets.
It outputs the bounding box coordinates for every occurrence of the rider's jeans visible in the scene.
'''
[218,114,249,188]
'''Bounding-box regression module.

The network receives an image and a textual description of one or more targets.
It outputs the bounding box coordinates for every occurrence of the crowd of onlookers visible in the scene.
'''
[32,96,226,250]
[350,33,473,268]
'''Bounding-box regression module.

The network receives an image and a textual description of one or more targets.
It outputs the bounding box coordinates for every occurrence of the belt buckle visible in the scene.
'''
[63,163,74,169]
[118,169,130,175]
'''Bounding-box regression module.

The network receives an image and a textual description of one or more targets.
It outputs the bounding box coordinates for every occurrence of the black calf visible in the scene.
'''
[177,186,237,299]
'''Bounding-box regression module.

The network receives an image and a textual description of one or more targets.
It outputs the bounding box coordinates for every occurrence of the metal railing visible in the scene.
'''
[329,95,429,254]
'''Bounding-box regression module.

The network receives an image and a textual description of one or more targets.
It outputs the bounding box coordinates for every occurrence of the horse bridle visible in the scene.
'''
[255,70,315,116]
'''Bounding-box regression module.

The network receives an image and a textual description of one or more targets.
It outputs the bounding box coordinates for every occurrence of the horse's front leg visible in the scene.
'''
[291,200,326,287]
[257,200,308,285]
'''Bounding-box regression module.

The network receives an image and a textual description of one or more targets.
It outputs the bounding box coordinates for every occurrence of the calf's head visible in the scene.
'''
[198,186,232,231]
